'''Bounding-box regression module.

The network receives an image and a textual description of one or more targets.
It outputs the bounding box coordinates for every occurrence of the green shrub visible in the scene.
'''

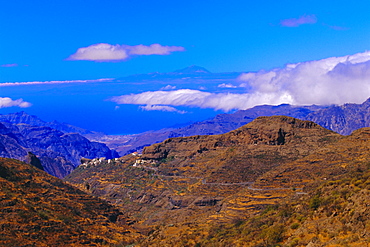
[261,224,285,246]
[309,195,321,210]
[290,222,300,230]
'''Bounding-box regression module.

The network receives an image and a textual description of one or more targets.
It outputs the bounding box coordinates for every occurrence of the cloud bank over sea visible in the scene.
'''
[111,51,370,112]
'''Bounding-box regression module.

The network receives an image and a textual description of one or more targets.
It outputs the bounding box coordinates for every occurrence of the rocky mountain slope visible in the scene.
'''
[0,157,141,246]
[65,116,370,246]
[105,98,370,156]
[0,120,118,178]
[306,97,370,135]
[111,104,327,155]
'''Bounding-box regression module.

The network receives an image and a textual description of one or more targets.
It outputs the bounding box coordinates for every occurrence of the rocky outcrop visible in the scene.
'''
[142,116,338,162]
[25,152,43,170]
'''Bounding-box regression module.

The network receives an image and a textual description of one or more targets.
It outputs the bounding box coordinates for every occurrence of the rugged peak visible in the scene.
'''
[0,111,46,126]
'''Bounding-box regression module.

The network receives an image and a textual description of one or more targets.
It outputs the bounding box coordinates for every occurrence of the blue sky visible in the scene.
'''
[1,0,370,134]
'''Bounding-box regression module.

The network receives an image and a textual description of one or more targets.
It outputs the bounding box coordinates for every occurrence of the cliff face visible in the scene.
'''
[0,121,118,178]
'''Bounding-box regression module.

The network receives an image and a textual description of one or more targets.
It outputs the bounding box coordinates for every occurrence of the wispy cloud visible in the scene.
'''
[218,83,237,88]
[67,43,185,62]
[280,14,317,27]
[0,63,18,67]
[0,78,113,87]
[140,105,186,114]
[326,24,349,31]
[110,51,370,112]
[0,97,32,108]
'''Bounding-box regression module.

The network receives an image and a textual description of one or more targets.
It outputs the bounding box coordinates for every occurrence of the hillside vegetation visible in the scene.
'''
[0,158,141,246]
[3,115,368,246]
[65,116,370,246]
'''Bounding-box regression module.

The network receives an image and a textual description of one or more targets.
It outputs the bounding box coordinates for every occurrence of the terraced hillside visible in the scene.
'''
[66,116,370,246]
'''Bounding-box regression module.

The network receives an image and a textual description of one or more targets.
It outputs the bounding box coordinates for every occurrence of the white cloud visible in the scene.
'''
[280,14,317,27]
[140,105,186,114]
[110,51,370,112]
[160,85,177,90]
[67,43,129,61]
[110,89,277,112]
[0,97,32,108]
[218,83,237,88]
[67,43,185,62]
[238,51,370,106]
[0,78,113,87]
[129,44,185,55]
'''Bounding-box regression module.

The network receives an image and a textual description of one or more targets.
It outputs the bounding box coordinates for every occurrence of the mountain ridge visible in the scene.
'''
[0,118,118,178]
[66,116,341,224]
[102,98,370,156]
[65,116,370,246]
[0,111,101,136]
